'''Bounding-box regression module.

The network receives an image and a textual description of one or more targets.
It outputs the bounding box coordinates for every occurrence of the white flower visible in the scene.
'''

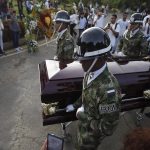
[26,29,30,35]
[29,20,37,30]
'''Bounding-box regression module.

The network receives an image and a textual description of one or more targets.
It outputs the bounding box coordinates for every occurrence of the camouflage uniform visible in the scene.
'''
[74,66,121,150]
[118,29,148,58]
[56,29,74,60]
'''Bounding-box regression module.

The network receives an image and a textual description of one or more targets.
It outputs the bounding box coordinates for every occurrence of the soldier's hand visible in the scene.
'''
[76,105,85,119]
[66,104,75,112]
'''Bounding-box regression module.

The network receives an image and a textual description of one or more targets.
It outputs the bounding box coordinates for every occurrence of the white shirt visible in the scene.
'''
[87,14,94,25]
[143,23,150,36]
[0,19,4,30]
[70,14,78,25]
[79,17,87,29]
[105,22,121,47]
[45,1,49,9]
[86,63,107,86]
[143,15,150,28]
[94,15,105,28]
[117,19,129,36]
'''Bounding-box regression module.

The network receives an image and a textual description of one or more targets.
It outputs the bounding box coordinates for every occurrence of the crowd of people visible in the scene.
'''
[67,2,150,57]
[0,9,22,56]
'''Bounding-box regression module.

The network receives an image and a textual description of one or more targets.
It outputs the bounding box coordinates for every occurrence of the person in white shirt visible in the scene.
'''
[143,17,150,37]
[45,0,50,9]
[0,18,5,55]
[94,10,106,29]
[117,12,129,50]
[78,12,87,38]
[87,11,94,28]
[104,14,121,53]
[70,10,78,37]
[117,12,129,37]
[25,0,34,13]
[143,9,150,28]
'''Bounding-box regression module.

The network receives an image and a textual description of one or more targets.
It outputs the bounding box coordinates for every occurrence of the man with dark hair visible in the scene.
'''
[104,14,121,53]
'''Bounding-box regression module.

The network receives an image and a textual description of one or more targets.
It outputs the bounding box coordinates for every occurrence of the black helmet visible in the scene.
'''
[54,10,70,23]
[129,13,143,24]
[76,27,111,60]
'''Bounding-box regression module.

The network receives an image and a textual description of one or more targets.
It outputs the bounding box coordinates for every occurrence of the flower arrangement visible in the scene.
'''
[25,1,54,53]
[38,9,54,38]
[25,15,38,53]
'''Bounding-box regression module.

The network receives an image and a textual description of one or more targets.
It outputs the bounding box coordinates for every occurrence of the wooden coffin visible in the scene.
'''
[39,59,150,126]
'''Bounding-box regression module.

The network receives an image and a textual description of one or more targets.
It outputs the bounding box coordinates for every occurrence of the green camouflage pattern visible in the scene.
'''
[118,29,148,58]
[56,29,74,60]
[76,67,121,150]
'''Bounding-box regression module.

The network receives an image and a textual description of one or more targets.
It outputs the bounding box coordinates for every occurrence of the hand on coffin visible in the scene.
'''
[144,90,150,100]
[76,105,86,120]
[66,104,75,112]
[112,52,126,57]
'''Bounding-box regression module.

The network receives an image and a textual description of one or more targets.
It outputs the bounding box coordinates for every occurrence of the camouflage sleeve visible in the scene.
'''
[62,38,74,60]
[98,77,121,136]
[98,90,120,136]
[140,37,148,57]
[118,38,123,52]
[73,95,82,109]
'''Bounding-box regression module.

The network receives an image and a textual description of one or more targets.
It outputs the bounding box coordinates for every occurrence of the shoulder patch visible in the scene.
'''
[107,89,115,97]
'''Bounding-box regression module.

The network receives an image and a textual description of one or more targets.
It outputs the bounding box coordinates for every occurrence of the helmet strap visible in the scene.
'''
[50,22,63,40]
[86,57,98,74]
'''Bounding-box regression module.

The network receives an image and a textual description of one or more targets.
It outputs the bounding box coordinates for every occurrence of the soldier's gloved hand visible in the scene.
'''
[76,105,84,119]
[117,52,126,57]
[66,104,75,112]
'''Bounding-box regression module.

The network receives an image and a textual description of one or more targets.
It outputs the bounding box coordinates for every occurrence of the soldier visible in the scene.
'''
[66,27,121,150]
[53,10,74,62]
[118,13,148,58]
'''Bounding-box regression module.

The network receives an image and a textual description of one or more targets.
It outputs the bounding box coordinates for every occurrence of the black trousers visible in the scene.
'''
[70,23,77,36]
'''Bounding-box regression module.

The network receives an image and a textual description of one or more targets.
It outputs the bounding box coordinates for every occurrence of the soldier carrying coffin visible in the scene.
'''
[53,10,74,62]
[66,27,122,150]
[117,13,149,58]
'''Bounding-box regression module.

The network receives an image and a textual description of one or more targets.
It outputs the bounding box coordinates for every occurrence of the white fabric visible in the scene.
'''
[87,14,94,25]
[0,30,3,51]
[94,15,105,28]
[79,17,87,29]
[87,63,107,85]
[0,19,4,51]
[70,14,78,24]
[105,22,121,47]
[45,1,49,9]
[66,104,75,112]
[76,105,84,118]
[0,19,4,30]
[57,28,67,40]
[143,22,150,36]
[117,19,129,36]
[143,15,150,28]
[116,52,126,57]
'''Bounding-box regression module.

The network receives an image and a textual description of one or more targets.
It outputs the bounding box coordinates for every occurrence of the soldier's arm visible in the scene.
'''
[140,36,149,56]
[118,38,123,52]
[62,38,74,59]
[73,95,82,109]
[98,85,121,136]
